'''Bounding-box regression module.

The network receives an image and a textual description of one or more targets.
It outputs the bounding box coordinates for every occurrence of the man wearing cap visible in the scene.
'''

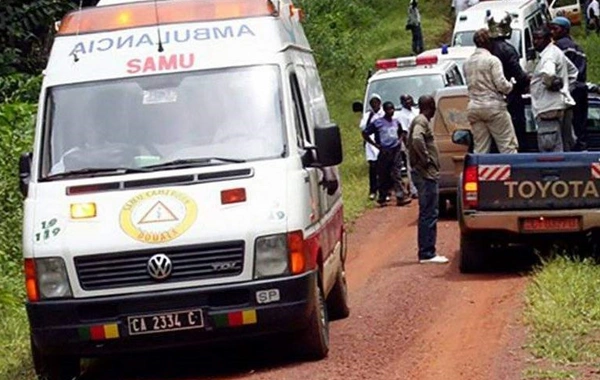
[487,12,530,149]
[550,16,588,151]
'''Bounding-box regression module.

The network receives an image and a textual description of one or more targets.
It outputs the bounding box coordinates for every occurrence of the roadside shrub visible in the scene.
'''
[0,103,36,279]
[0,74,43,104]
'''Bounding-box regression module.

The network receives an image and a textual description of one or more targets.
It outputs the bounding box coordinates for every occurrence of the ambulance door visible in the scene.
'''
[289,70,323,227]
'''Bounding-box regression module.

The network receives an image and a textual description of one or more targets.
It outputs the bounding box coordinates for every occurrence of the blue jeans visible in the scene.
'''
[412,171,438,260]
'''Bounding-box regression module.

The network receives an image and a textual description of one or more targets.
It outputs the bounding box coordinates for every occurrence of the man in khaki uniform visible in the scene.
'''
[408,95,449,264]
[463,28,517,154]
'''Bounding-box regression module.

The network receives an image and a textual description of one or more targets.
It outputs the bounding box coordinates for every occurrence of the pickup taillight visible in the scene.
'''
[463,165,478,209]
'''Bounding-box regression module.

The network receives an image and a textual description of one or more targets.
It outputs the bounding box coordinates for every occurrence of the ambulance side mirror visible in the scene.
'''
[311,123,343,167]
[19,152,32,197]
[352,101,363,113]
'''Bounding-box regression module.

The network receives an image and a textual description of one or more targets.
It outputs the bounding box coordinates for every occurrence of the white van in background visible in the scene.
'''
[451,0,548,71]
[417,45,476,77]
[22,0,348,379]
[547,0,582,24]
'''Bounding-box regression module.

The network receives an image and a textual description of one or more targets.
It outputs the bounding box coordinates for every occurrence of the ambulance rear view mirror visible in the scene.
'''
[314,123,343,167]
[452,129,473,152]
[19,152,32,197]
[352,101,363,113]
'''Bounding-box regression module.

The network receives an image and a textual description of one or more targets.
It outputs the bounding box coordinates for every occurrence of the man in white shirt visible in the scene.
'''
[397,94,419,198]
[359,94,384,200]
[530,26,577,152]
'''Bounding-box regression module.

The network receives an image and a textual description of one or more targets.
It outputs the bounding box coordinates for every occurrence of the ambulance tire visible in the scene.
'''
[326,264,350,321]
[459,233,490,273]
[31,336,80,380]
[297,277,329,360]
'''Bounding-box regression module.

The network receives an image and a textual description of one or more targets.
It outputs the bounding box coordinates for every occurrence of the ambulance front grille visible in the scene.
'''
[74,241,244,291]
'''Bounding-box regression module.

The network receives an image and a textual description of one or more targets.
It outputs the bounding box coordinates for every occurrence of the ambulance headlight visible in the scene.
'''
[37,258,72,299]
[254,234,289,278]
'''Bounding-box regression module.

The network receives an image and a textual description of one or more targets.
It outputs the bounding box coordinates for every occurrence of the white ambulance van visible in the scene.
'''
[21,0,348,378]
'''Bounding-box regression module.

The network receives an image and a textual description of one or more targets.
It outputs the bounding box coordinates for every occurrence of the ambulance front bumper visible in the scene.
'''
[27,271,317,356]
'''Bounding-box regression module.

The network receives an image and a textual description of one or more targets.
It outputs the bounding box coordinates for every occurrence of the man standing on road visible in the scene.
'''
[487,12,530,148]
[463,28,517,154]
[397,94,419,199]
[359,94,384,200]
[531,26,576,153]
[363,101,411,207]
[406,0,424,55]
[550,16,589,151]
[408,96,449,264]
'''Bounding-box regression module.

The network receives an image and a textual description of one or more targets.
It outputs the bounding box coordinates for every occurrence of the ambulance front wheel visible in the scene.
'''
[297,277,330,360]
[31,336,80,380]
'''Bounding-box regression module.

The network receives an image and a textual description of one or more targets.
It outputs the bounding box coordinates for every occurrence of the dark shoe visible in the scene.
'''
[396,197,411,206]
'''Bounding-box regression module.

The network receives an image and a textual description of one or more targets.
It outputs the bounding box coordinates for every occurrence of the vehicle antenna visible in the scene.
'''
[71,0,84,62]
[154,0,164,52]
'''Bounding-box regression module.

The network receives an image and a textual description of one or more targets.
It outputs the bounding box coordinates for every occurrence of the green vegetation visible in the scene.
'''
[524,256,600,378]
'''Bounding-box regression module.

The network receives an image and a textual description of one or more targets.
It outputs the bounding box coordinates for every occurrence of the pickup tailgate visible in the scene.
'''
[467,153,600,211]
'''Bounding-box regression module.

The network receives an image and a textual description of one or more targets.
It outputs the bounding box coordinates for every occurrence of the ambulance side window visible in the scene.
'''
[525,28,533,56]
[290,74,310,148]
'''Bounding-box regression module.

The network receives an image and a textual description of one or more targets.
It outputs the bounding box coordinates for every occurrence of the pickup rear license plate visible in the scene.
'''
[521,217,581,233]
[127,309,204,336]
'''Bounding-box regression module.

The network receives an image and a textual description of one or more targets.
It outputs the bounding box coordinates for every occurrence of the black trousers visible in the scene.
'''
[571,82,589,146]
[376,146,405,203]
[368,160,377,194]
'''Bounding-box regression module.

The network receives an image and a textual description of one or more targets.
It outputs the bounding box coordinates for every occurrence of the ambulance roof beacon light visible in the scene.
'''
[58,0,278,35]
[375,55,438,70]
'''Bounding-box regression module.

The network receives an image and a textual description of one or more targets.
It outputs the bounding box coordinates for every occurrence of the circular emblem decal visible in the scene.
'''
[120,189,197,244]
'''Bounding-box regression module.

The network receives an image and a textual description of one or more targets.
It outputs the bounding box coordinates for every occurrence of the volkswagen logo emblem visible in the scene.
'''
[147,254,173,280]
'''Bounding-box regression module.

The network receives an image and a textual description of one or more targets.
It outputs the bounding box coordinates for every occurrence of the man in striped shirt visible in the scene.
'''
[463,28,517,154]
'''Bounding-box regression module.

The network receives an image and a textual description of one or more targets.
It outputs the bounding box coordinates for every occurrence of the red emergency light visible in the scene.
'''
[375,55,438,70]
[58,0,277,35]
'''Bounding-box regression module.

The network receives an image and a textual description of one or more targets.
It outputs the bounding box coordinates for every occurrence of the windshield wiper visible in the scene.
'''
[45,167,150,180]
[143,157,246,170]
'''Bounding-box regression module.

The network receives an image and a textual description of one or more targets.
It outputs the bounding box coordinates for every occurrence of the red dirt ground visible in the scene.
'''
[82,203,531,380]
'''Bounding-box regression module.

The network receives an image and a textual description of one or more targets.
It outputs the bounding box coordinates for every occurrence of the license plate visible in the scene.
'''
[127,309,204,336]
[521,217,581,233]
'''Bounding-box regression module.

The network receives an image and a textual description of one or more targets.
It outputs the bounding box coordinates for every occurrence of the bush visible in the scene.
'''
[0,103,36,279]
[0,74,43,104]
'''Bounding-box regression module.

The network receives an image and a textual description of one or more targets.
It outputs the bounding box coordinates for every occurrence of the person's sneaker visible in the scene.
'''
[396,197,412,206]
[369,193,376,200]
[419,255,449,264]
[385,195,391,202]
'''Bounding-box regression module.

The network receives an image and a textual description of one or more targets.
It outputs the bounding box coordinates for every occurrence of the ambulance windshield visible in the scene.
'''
[42,65,285,178]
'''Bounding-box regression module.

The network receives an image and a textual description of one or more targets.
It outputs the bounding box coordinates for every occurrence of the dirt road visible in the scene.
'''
[82,203,530,380]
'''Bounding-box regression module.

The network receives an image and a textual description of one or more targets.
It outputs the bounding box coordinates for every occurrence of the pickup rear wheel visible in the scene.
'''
[297,277,329,360]
[31,336,80,380]
[459,233,491,273]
